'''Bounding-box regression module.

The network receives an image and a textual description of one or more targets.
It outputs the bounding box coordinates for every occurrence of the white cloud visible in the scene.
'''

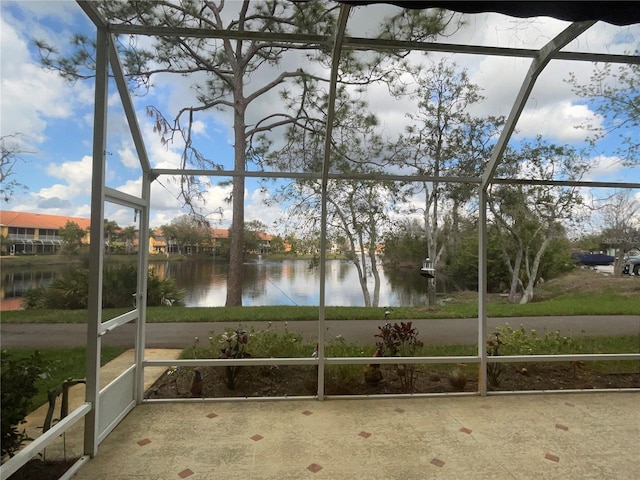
[244,188,284,231]
[8,155,94,217]
[515,101,601,142]
[0,17,70,142]
[8,1,78,22]
[191,120,207,135]
[585,154,627,181]
[117,145,140,169]
[44,155,92,189]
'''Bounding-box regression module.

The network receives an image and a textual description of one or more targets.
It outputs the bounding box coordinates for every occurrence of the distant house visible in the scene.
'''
[149,228,167,254]
[210,228,230,255]
[149,227,231,255]
[1,211,276,257]
[257,232,273,255]
[0,210,91,255]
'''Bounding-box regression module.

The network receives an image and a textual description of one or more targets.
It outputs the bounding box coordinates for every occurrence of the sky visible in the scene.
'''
[1,1,638,236]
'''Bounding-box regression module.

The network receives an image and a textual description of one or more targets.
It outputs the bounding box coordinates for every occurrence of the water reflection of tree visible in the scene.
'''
[384,266,450,306]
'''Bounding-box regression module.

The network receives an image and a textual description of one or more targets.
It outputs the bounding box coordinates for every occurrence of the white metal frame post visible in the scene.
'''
[136,173,151,402]
[317,5,351,400]
[84,25,109,457]
[477,187,488,395]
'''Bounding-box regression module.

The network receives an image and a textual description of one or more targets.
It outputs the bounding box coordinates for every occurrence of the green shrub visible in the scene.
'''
[325,335,371,388]
[145,267,185,307]
[21,286,48,309]
[247,323,311,358]
[494,324,574,355]
[486,323,576,386]
[1,350,47,458]
[22,265,184,310]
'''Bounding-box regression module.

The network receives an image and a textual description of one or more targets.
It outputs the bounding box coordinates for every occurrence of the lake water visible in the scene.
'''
[0,258,432,309]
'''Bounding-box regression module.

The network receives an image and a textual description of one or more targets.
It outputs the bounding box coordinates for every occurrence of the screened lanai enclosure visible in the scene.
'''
[2,1,639,477]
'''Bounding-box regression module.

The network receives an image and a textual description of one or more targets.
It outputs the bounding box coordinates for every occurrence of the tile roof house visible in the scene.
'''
[0,210,92,255]
[1,210,273,256]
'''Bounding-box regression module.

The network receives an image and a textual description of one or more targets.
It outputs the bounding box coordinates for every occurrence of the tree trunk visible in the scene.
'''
[427,278,436,306]
[508,250,523,303]
[355,262,371,306]
[520,283,534,304]
[424,189,438,307]
[370,248,381,307]
[225,93,246,307]
[357,246,372,307]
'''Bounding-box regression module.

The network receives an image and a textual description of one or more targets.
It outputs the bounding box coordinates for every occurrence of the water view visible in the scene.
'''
[0,258,432,309]
[150,258,431,307]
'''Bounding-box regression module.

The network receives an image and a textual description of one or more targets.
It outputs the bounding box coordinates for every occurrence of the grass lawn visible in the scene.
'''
[2,347,126,411]
[2,292,638,324]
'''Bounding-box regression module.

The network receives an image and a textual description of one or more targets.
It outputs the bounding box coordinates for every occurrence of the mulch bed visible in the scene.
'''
[145,362,640,399]
[7,458,79,480]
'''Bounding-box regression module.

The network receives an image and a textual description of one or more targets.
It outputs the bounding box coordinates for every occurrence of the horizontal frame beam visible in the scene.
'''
[107,24,640,65]
[145,352,639,369]
[151,168,639,189]
[151,168,482,184]
[105,186,149,209]
[491,178,640,189]
[488,353,640,363]
[99,309,138,336]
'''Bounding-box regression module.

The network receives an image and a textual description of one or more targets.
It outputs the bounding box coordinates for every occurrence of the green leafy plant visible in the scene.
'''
[1,350,47,458]
[325,335,368,389]
[21,286,48,309]
[486,324,577,387]
[246,322,308,358]
[486,332,505,387]
[219,328,251,390]
[374,322,423,393]
[494,324,575,355]
[22,264,184,310]
[363,346,384,385]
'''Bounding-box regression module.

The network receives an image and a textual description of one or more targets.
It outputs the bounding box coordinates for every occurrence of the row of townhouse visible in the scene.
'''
[150,228,273,255]
[149,228,229,255]
[0,211,92,255]
[0,211,273,256]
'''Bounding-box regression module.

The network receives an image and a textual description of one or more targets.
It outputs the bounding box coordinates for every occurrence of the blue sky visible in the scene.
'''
[1,1,638,234]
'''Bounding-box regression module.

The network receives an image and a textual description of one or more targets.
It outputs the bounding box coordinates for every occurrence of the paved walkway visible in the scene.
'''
[3,315,639,348]
[18,350,640,480]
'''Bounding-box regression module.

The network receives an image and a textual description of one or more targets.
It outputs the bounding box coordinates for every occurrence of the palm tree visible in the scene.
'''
[103,219,119,254]
[121,225,137,254]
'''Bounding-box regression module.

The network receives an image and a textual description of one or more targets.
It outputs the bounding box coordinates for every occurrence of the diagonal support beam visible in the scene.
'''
[109,36,152,174]
[77,0,108,28]
[481,21,596,189]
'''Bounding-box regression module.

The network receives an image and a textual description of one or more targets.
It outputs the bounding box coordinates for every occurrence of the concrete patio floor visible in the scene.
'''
[71,392,638,480]
[20,350,640,479]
